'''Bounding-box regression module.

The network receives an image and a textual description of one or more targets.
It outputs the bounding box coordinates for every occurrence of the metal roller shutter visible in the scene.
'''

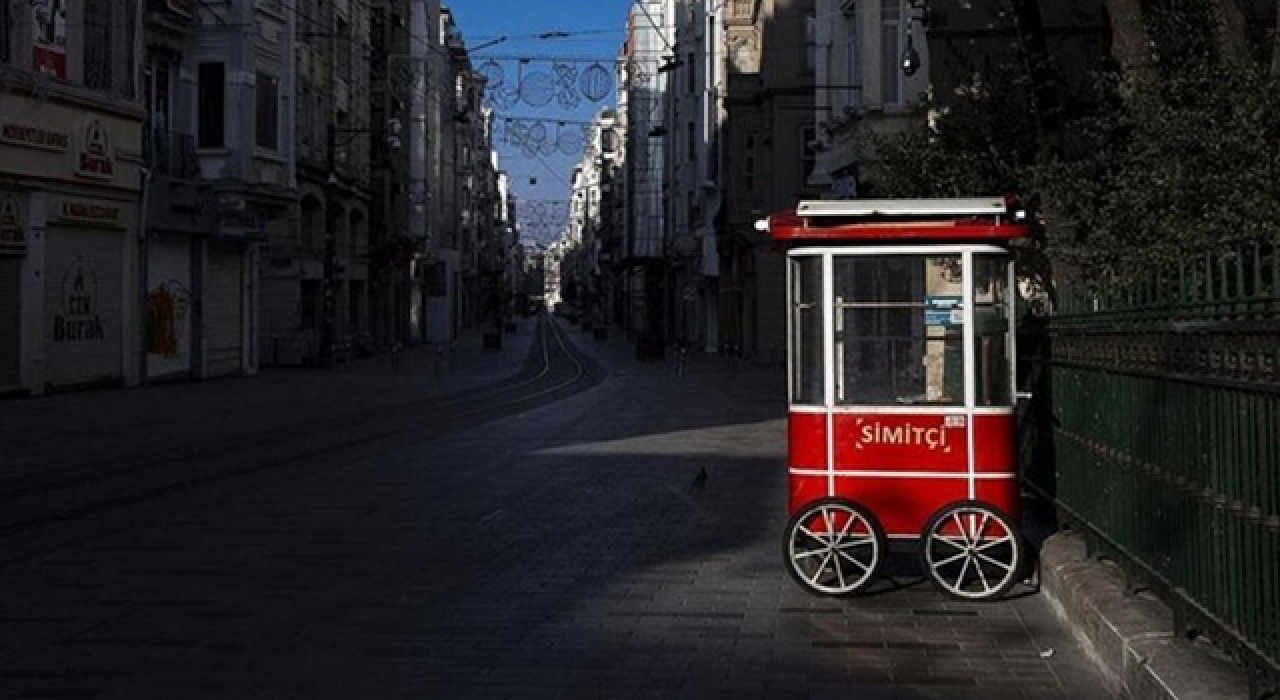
[0,258,20,391]
[45,228,123,387]
[206,242,243,377]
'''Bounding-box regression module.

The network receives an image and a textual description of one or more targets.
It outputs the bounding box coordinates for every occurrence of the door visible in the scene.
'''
[206,241,243,377]
[0,257,20,391]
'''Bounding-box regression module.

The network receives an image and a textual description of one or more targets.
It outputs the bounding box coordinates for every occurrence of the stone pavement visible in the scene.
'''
[0,316,1119,699]
[0,320,538,487]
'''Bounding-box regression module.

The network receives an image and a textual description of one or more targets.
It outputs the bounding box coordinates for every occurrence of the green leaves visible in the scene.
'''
[862,4,1280,281]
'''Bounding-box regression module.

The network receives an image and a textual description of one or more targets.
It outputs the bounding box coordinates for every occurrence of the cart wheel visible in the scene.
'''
[784,498,884,596]
[921,501,1024,601]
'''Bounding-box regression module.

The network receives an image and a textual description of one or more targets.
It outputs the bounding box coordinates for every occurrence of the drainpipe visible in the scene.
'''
[137,165,153,384]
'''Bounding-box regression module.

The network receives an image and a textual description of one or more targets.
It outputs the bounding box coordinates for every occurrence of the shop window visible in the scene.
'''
[972,255,1013,406]
[256,72,280,151]
[834,255,964,406]
[198,62,226,148]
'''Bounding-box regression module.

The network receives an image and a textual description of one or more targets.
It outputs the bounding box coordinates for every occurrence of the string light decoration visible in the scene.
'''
[475,57,619,110]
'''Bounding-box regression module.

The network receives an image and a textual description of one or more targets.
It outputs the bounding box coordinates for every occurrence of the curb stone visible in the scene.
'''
[1040,531,1251,700]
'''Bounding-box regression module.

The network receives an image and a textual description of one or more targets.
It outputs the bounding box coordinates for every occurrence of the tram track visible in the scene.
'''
[0,313,603,567]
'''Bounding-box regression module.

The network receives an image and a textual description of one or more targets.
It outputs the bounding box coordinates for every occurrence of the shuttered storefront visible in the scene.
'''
[45,228,123,387]
[0,258,20,392]
[146,236,193,379]
[206,242,244,377]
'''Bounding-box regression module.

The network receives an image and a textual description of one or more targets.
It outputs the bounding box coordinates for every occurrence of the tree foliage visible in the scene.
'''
[862,0,1280,273]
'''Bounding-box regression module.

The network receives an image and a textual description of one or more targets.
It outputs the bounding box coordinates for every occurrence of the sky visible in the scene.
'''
[447,0,634,243]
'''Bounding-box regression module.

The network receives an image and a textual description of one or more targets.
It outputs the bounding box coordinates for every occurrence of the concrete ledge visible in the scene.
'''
[1040,531,1250,700]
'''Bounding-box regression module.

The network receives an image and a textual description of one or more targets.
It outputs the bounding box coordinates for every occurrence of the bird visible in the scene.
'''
[692,467,708,490]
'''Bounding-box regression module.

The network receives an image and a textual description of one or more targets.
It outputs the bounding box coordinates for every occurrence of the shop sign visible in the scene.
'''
[0,195,25,255]
[53,257,106,343]
[75,120,116,180]
[924,295,963,326]
[56,198,122,227]
[854,417,955,454]
[0,122,71,153]
[32,0,68,80]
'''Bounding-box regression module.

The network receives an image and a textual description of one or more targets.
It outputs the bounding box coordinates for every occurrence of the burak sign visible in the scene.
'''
[75,120,115,180]
[53,257,106,342]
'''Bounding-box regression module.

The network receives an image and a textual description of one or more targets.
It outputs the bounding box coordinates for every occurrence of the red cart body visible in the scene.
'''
[770,198,1031,599]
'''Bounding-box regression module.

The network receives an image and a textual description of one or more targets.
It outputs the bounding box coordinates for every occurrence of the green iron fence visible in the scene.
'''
[1022,241,1279,693]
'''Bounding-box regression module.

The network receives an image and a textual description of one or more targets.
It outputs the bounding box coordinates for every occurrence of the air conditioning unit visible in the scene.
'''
[839,0,857,16]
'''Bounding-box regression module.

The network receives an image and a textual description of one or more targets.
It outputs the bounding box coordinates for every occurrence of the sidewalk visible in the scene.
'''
[560,318,1254,700]
[0,319,538,486]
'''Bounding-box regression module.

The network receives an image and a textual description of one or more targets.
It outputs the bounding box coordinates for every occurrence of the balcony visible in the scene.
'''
[146,129,199,179]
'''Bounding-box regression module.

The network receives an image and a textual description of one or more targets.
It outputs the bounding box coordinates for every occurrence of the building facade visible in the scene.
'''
[1,1,147,395]
[620,0,673,357]
[810,0,931,195]
[665,0,727,354]
[721,0,817,365]
[255,0,367,367]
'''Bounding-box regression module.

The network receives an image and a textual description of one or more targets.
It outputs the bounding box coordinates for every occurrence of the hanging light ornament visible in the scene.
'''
[579,63,614,102]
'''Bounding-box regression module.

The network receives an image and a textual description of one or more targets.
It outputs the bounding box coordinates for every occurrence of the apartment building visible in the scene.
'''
[0,1,147,394]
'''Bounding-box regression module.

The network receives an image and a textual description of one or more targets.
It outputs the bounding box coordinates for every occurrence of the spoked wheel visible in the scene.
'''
[784,498,885,595]
[921,501,1024,601]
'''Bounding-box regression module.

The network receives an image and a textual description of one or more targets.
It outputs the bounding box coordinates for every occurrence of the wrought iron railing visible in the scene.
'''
[147,129,199,178]
[1025,240,1280,695]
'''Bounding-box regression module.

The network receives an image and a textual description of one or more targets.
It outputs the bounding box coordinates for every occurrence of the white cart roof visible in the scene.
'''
[796,198,1008,218]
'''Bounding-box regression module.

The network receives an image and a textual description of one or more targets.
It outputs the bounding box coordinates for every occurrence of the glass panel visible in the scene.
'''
[835,255,964,406]
[973,255,1012,406]
[791,256,824,405]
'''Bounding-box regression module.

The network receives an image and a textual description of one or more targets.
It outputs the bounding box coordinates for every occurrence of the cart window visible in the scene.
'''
[973,255,1012,405]
[790,256,824,405]
[834,255,964,406]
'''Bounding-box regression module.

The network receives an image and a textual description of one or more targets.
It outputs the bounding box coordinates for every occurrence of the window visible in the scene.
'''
[687,53,696,95]
[255,72,279,150]
[805,12,817,73]
[0,0,10,63]
[880,0,902,105]
[846,12,862,109]
[198,62,226,148]
[973,255,1013,405]
[123,0,137,96]
[834,255,965,406]
[790,256,824,405]
[84,0,112,90]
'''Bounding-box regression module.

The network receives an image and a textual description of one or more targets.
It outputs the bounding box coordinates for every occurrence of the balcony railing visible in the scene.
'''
[147,129,199,179]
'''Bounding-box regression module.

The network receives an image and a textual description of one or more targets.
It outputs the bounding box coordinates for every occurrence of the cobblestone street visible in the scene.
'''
[0,318,1116,699]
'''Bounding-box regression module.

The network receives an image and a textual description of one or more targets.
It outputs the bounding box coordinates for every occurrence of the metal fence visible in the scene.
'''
[1022,241,1279,692]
